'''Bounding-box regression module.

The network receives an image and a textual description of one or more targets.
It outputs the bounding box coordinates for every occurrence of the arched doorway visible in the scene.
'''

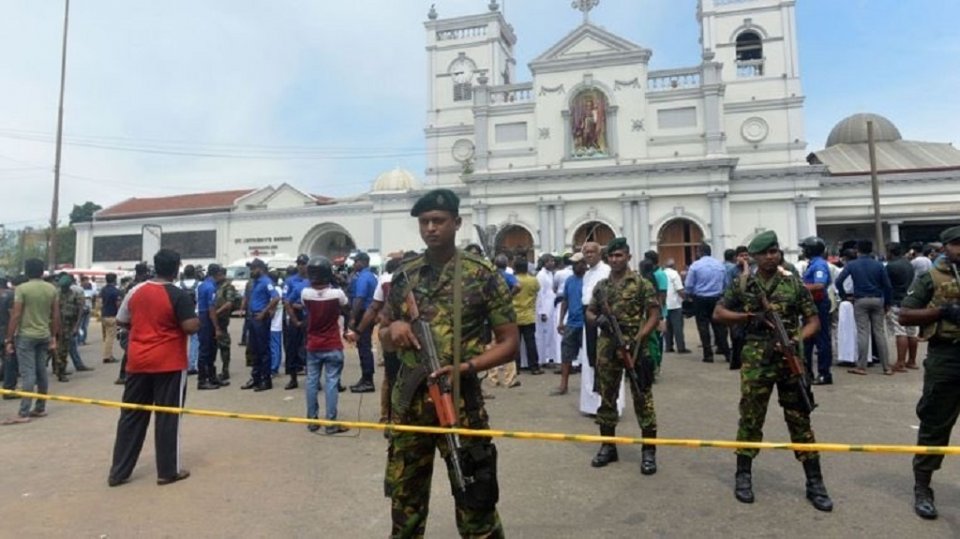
[300,223,356,263]
[573,221,615,251]
[495,225,535,261]
[657,218,704,272]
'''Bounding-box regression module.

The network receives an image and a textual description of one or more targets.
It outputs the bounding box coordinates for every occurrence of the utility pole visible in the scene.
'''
[48,0,70,271]
[867,120,884,253]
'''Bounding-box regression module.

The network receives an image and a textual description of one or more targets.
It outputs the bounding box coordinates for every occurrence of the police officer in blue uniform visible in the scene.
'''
[241,258,281,392]
[282,255,310,390]
[800,237,833,385]
[196,264,221,390]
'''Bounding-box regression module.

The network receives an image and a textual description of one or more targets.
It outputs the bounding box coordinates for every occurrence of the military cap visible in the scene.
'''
[247,258,267,269]
[748,230,779,255]
[207,263,222,276]
[606,236,630,253]
[295,254,310,265]
[940,225,960,244]
[410,188,460,217]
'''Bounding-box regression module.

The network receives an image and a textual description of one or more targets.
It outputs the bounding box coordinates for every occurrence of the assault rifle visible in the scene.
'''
[404,292,472,499]
[756,289,817,413]
[597,292,647,407]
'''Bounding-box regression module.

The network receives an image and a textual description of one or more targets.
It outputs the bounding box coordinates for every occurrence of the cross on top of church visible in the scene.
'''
[571,0,600,22]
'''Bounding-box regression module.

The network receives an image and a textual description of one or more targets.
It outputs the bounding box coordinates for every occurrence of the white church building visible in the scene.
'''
[74,0,960,270]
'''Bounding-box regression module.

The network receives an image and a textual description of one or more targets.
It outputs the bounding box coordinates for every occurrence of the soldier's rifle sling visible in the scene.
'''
[755,282,817,413]
[452,251,462,428]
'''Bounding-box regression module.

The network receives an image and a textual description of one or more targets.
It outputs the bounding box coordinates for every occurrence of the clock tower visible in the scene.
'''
[424,3,516,186]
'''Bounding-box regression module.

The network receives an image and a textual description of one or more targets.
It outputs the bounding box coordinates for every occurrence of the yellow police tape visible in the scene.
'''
[2,388,955,455]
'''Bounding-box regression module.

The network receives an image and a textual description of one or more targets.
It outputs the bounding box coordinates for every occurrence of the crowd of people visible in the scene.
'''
[1,201,959,529]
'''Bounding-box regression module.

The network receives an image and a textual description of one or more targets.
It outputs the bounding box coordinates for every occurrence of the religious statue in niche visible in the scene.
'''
[571,89,608,157]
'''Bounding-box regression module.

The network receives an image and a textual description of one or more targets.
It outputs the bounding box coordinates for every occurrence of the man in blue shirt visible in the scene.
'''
[196,265,221,390]
[685,243,730,363]
[241,258,281,391]
[552,253,587,396]
[494,254,519,292]
[347,252,378,393]
[800,237,834,385]
[834,240,893,375]
[281,255,310,390]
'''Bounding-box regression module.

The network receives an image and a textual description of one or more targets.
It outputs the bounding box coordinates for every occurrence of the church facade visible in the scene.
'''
[74,0,960,270]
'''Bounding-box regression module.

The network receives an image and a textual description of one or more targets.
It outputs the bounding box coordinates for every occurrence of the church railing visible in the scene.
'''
[736,59,764,78]
[487,83,534,105]
[436,25,488,41]
[646,68,702,92]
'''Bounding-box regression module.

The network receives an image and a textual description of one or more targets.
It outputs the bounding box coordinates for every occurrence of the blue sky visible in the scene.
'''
[1,0,957,226]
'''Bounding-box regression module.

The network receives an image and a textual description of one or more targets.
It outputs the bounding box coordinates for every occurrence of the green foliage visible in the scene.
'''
[69,201,102,224]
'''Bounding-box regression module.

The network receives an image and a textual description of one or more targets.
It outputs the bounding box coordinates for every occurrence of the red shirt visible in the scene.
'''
[117,281,197,373]
[301,285,348,351]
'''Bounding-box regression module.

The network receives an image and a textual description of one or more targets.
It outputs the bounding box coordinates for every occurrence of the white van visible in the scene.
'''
[225,253,298,296]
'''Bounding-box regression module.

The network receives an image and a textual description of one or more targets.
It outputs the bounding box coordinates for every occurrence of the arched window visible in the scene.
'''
[735,31,763,77]
[736,31,763,61]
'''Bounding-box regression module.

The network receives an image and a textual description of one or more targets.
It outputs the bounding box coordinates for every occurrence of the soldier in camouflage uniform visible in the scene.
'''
[384,188,518,539]
[585,237,661,474]
[212,266,241,383]
[713,230,833,512]
[899,225,960,520]
[54,274,84,382]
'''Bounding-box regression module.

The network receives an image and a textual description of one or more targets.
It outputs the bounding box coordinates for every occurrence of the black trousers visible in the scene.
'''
[693,295,729,359]
[516,323,540,370]
[109,370,186,482]
[283,317,305,375]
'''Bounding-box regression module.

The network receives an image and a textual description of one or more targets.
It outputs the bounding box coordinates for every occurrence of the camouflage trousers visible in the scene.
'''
[595,335,657,431]
[386,376,503,539]
[53,319,77,375]
[216,319,231,368]
[736,338,817,461]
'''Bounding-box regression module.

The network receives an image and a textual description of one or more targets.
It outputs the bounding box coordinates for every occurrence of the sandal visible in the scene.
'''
[883,369,894,376]
[847,368,867,375]
[2,416,31,425]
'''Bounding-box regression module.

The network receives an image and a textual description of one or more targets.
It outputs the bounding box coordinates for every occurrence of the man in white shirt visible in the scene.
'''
[535,255,557,368]
[662,259,689,354]
[580,242,611,415]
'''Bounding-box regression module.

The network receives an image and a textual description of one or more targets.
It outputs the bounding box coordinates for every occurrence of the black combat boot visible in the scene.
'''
[285,373,299,390]
[640,429,657,475]
[802,458,833,512]
[735,454,754,504]
[914,470,938,520]
[591,426,619,468]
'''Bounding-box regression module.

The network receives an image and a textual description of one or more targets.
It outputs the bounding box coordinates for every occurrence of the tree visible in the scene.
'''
[69,201,102,225]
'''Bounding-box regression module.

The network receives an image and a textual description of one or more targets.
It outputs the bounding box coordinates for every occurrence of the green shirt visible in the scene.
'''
[589,271,660,330]
[512,273,539,326]
[14,279,58,340]
[388,251,516,369]
[719,268,816,337]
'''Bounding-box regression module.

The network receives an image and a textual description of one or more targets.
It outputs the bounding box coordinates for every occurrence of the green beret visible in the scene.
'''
[940,225,960,244]
[410,188,460,217]
[606,236,630,253]
[747,230,779,255]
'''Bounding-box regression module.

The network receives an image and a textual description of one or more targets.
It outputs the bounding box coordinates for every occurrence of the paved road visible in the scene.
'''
[1,320,957,538]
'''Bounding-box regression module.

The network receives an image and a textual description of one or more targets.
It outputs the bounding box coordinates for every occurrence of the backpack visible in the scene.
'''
[180,279,200,306]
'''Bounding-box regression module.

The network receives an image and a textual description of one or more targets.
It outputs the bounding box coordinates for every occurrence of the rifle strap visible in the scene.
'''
[452,250,463,427]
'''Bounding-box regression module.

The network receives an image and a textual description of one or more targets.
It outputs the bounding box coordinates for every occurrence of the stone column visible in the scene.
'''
[708,191,726,256]
[554,202,565,253]
[473,202,488,244]
[636,195,651,253]
[889,221,901,243]
[621,199,635,252]
[538,202,550,252]
[794,196,811,241]
[473,75,490,170]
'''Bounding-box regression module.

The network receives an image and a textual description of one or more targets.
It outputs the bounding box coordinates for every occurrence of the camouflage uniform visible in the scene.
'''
[214,279,242,376]
[385,251,515,539]
[904,256,960,473]
[718,269,819,461]
[589,271,659,432]
[54,286,84,377]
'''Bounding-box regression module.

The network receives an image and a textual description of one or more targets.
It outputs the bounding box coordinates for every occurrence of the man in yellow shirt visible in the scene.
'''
[513,255,543,375]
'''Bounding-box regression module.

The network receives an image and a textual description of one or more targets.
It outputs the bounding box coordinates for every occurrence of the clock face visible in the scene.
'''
[450,58,474,84]
[452,139,475,163]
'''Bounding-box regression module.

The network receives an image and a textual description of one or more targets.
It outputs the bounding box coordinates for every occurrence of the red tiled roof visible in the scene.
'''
[96,189,255,220]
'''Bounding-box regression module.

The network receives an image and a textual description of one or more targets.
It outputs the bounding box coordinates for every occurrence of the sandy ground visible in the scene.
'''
[0,319,958,538]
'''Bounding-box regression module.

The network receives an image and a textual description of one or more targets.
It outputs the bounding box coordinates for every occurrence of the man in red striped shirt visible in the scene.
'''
[108,249,199,487]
